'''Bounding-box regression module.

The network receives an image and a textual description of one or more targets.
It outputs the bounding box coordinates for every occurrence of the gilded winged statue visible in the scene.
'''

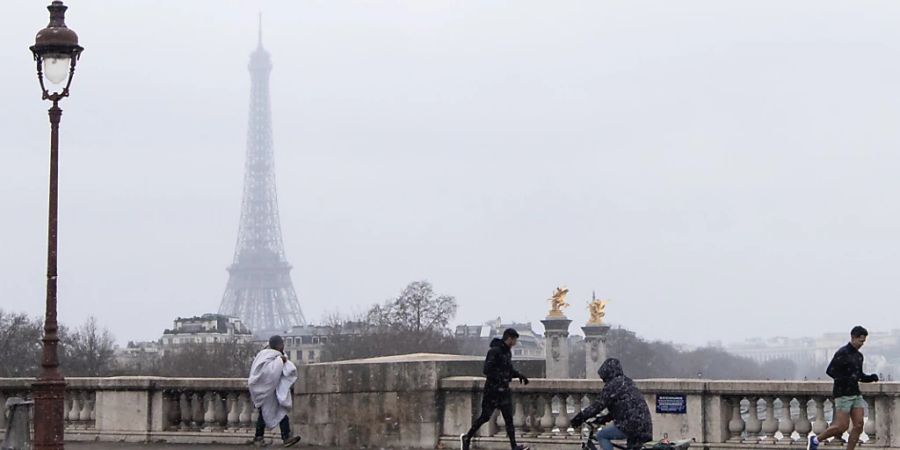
[587,298,607,325]
[548,286,570,317]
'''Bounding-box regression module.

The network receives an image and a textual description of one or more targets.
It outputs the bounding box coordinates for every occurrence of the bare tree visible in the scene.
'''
[154,340,261,377]
[61,316,117,377]
[0,310,43,377]
[369,280,458,332]
[322,281,460,361]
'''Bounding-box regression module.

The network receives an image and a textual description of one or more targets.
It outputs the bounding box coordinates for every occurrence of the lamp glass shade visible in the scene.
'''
[43,55,71,85]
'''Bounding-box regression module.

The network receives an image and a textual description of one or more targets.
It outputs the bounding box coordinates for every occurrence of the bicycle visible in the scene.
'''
[579,415,693,450]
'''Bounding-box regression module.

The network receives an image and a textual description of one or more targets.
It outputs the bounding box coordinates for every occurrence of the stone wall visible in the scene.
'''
[292,353,545,449]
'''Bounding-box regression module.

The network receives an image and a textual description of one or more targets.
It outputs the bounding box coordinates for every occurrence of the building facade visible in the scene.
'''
[455,317,545,358]
[160,314,254,350]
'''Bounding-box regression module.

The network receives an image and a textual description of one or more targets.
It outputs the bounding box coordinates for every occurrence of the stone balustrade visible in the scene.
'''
[439,378,895,450]
[1,356,899,450]
[0,377,272,444]
[0,378,98,436]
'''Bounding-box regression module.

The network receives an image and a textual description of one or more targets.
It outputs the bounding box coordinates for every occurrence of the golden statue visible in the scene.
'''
[587,296,608,325]
[547,286,570,318]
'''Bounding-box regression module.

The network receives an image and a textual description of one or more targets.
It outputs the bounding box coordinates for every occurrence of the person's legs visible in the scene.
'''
[595,425,629,450]
[498,398,518,449]
[462,400,495,450]
[255,408,266,440]
[278,415,291,441]
[846,405,866,450]
[465,395,497,439]
[817,401,851,442]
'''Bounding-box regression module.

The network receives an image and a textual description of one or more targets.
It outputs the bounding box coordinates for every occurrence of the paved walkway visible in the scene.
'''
[67,444,354,450]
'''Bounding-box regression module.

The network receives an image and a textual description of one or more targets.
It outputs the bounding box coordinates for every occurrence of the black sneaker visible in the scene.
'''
[283,435,302,448]
[513,445,530,450]
[461,433,471,450]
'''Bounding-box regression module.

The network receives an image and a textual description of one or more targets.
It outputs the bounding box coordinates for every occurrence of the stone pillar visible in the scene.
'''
[582,324,610,379]
[541,317,572,378]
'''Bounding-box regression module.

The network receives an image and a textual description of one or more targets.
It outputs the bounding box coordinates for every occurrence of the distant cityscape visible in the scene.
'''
[720,330,900,379]
[114,310,899,381]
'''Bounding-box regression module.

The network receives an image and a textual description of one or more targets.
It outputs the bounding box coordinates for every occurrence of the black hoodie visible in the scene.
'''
[482,338,523,394]
[574,358,653,445]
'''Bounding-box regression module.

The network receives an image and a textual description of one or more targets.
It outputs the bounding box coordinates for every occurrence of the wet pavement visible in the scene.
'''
[67,444,365,450]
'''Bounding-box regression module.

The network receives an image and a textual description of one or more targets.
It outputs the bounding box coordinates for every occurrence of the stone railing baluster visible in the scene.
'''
[864,396,876,444]
[165,393,180,431]
[812,397,828,437]
[191,392,204,430]
[513,396,526,436]
[577,394,591,439]
[795,397,812,444]
[777,397,795,444]
[227,393,240,431]
[745,396,763,443]
[213,392,227,430]
[555,394,571,437]
[89,392,96,423]
[530,393,543,437]
[81,391,94,429]
[727,396,745,442]
[68,391,81,428]
[239,392,252,429]
[761,396,778,444]
[202,392,216,431]
[539,395,554,438]
[179,392,192,430]
[521,394,535,437]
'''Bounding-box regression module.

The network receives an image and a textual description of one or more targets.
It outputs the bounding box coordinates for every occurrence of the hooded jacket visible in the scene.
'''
[482,338,524,394]
[575,358,653,445]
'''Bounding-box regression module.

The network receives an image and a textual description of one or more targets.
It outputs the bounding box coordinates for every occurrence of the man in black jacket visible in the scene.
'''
[460,328,530,450]
[808,326,878,450]
[571,358,653,450]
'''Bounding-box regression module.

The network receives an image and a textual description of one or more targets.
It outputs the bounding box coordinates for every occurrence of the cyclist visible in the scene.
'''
[572,358,653,450]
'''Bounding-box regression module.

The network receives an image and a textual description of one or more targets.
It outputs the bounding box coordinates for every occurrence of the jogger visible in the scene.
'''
[460,328,530,450]
[808,326,878,450]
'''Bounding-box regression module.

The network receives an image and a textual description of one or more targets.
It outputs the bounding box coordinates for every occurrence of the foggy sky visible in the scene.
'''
[3,1,900,347]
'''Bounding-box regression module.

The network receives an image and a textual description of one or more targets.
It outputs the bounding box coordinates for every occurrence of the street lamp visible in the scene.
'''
[29,2,83,449]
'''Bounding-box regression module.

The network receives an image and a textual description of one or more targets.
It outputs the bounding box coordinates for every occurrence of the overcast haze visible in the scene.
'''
[3,1,900,347]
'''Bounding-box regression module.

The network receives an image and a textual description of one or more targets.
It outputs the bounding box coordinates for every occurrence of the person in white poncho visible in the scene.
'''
[249,335,302,447]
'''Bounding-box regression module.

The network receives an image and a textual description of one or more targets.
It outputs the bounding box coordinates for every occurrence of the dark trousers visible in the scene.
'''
[465,391,518,448]
[255,407,291,441]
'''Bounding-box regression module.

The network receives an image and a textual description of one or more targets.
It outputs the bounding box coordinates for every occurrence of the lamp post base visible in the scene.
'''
[33,378,67,450]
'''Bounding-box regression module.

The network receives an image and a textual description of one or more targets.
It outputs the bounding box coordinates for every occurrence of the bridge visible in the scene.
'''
[1,354,895,450]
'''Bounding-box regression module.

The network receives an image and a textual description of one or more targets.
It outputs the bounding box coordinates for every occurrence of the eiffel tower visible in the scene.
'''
[219,18,306,335]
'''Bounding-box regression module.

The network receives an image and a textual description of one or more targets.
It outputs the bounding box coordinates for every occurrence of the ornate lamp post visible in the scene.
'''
[29,2,83,449]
